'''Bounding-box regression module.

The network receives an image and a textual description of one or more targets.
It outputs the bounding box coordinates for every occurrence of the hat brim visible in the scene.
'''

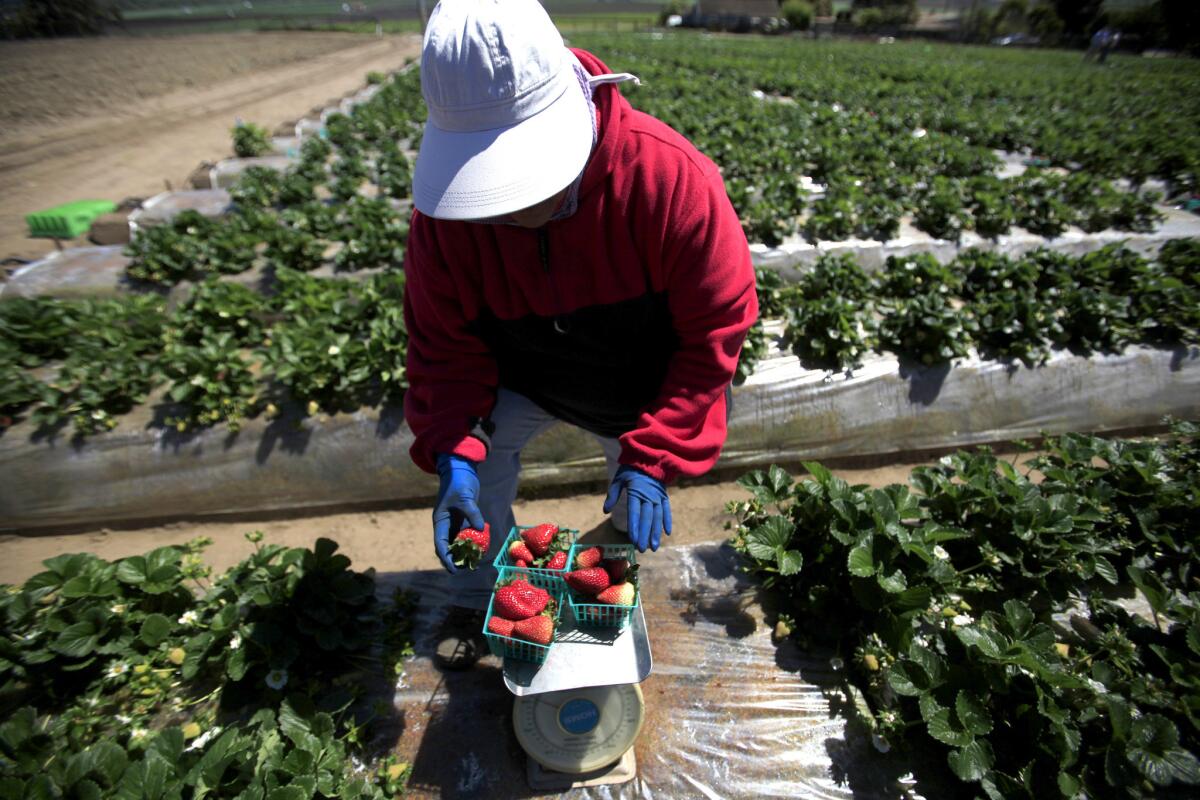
[412,70,592,222]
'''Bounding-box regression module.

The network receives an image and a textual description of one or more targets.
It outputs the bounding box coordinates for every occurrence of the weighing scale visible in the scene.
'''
[503,599,653,789]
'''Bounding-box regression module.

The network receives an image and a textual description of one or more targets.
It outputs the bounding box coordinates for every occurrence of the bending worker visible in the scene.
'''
[403,0,757,658]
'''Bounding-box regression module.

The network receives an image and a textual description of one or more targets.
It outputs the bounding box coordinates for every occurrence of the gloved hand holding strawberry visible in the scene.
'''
[433,453,486,574]
[603,465,672,553]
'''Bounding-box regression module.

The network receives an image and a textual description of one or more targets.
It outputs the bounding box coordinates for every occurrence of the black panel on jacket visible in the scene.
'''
[471,291,678,438]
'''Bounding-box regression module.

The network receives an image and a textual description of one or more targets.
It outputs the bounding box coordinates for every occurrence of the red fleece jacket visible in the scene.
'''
[402,49,757,483]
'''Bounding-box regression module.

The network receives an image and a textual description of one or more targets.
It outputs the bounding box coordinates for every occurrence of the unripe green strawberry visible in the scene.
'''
[596,582,636,606]
[574,546,603,569]
[565,567,610,595]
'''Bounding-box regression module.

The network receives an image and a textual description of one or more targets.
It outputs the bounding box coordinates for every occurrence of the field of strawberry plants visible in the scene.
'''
[572,32,1200,247]
[749,239,1200,374]
[730,423,1200,798]
[0,533,416,798]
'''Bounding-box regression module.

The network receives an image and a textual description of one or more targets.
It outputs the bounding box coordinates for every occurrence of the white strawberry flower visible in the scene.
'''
[178,610,200,626]
[105,661,130,679]
[932,545,950,561]
[952,614,974,627]
[228,633,242,650]
[265,669,288,690]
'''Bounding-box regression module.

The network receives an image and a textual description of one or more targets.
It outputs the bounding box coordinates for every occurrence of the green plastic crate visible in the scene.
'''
[26,200,117,239]
[566,543,639,629]
[484,566,565,665]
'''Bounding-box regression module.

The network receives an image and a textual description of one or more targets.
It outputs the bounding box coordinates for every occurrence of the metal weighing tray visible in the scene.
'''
[502,602,652,696]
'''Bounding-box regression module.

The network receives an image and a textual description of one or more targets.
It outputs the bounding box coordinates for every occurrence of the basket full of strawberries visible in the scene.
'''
[483,567,565,664]
[492,524,576,587]
[564,544,639,628]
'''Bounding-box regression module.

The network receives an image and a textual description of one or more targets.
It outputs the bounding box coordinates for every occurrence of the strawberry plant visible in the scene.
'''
[959,250,1063,367]
[730,422,1200,797]
[125,211,215,285]
[29,297,168,436]
[0,534,417,799]
[160,332,261,434]
[914,177,971,243]
[333,198,408,273]
[231,121,271,158]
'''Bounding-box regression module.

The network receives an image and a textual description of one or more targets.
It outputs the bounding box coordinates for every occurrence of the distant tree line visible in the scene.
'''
[1,0,122,38]
[962,0,1200,54]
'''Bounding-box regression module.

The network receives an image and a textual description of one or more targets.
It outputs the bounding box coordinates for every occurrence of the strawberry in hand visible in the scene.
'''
[449,523,490,570]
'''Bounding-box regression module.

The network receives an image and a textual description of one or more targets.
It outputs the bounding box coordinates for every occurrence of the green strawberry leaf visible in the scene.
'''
[139,614,171,647]
[947,739,994,782]
[928,707,975,748]
[847,544,875,577]
[956,691,993,736]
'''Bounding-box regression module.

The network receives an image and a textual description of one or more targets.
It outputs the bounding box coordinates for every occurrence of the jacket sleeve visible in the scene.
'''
[402,213,498,473]
[619,161,758,484]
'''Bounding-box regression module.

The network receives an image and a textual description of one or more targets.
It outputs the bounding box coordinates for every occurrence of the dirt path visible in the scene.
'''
[0,460,963,587]
[0,32,421,261]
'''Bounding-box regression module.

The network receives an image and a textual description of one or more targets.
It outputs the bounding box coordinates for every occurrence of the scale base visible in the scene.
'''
[525,748,637,791]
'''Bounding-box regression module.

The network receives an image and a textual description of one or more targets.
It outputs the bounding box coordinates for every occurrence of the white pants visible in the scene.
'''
[457,387,627,608]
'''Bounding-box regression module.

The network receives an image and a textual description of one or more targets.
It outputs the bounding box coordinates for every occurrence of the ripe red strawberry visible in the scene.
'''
[521,523,561,557]
[508,539,535,564]
[545,551,568,570]
[565,567,611,596]
[494,579,549,620]
[596,582,636,606]
[512,613,555,645]
[602,558,635,585]
[515,559,528,568]
[574,546,603,569]
[487,616,514,637]
[450,523,490,570]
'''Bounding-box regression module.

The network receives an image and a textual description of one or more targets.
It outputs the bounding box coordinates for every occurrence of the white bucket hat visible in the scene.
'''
[412,0,594,221]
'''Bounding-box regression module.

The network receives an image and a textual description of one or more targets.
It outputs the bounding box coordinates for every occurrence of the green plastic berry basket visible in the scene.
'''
[26,199,117,239]
[483,566,566,665]
[491,525,577,588]
[565,543,640,629]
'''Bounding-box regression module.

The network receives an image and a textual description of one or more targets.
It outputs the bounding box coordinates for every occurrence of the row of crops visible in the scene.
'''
[112,35,1200,295]
[4,236,1197,438]
[571,33,1199,245]
[0,534,417,798]
[0,269,406,436]
[731,424,1200,798]
[747,239,1200,376]
[5,237,1196,439]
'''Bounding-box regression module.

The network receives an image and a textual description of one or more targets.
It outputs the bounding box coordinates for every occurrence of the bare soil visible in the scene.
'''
[0,31,421,261]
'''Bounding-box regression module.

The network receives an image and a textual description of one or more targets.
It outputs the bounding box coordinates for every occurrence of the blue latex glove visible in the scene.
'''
[433,453,485,574]
[603,465,672,553]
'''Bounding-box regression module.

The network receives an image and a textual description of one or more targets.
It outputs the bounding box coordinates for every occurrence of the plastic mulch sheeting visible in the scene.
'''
[1,342,1198,530]
[383,540,930,800]
[752,205,1200,277]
